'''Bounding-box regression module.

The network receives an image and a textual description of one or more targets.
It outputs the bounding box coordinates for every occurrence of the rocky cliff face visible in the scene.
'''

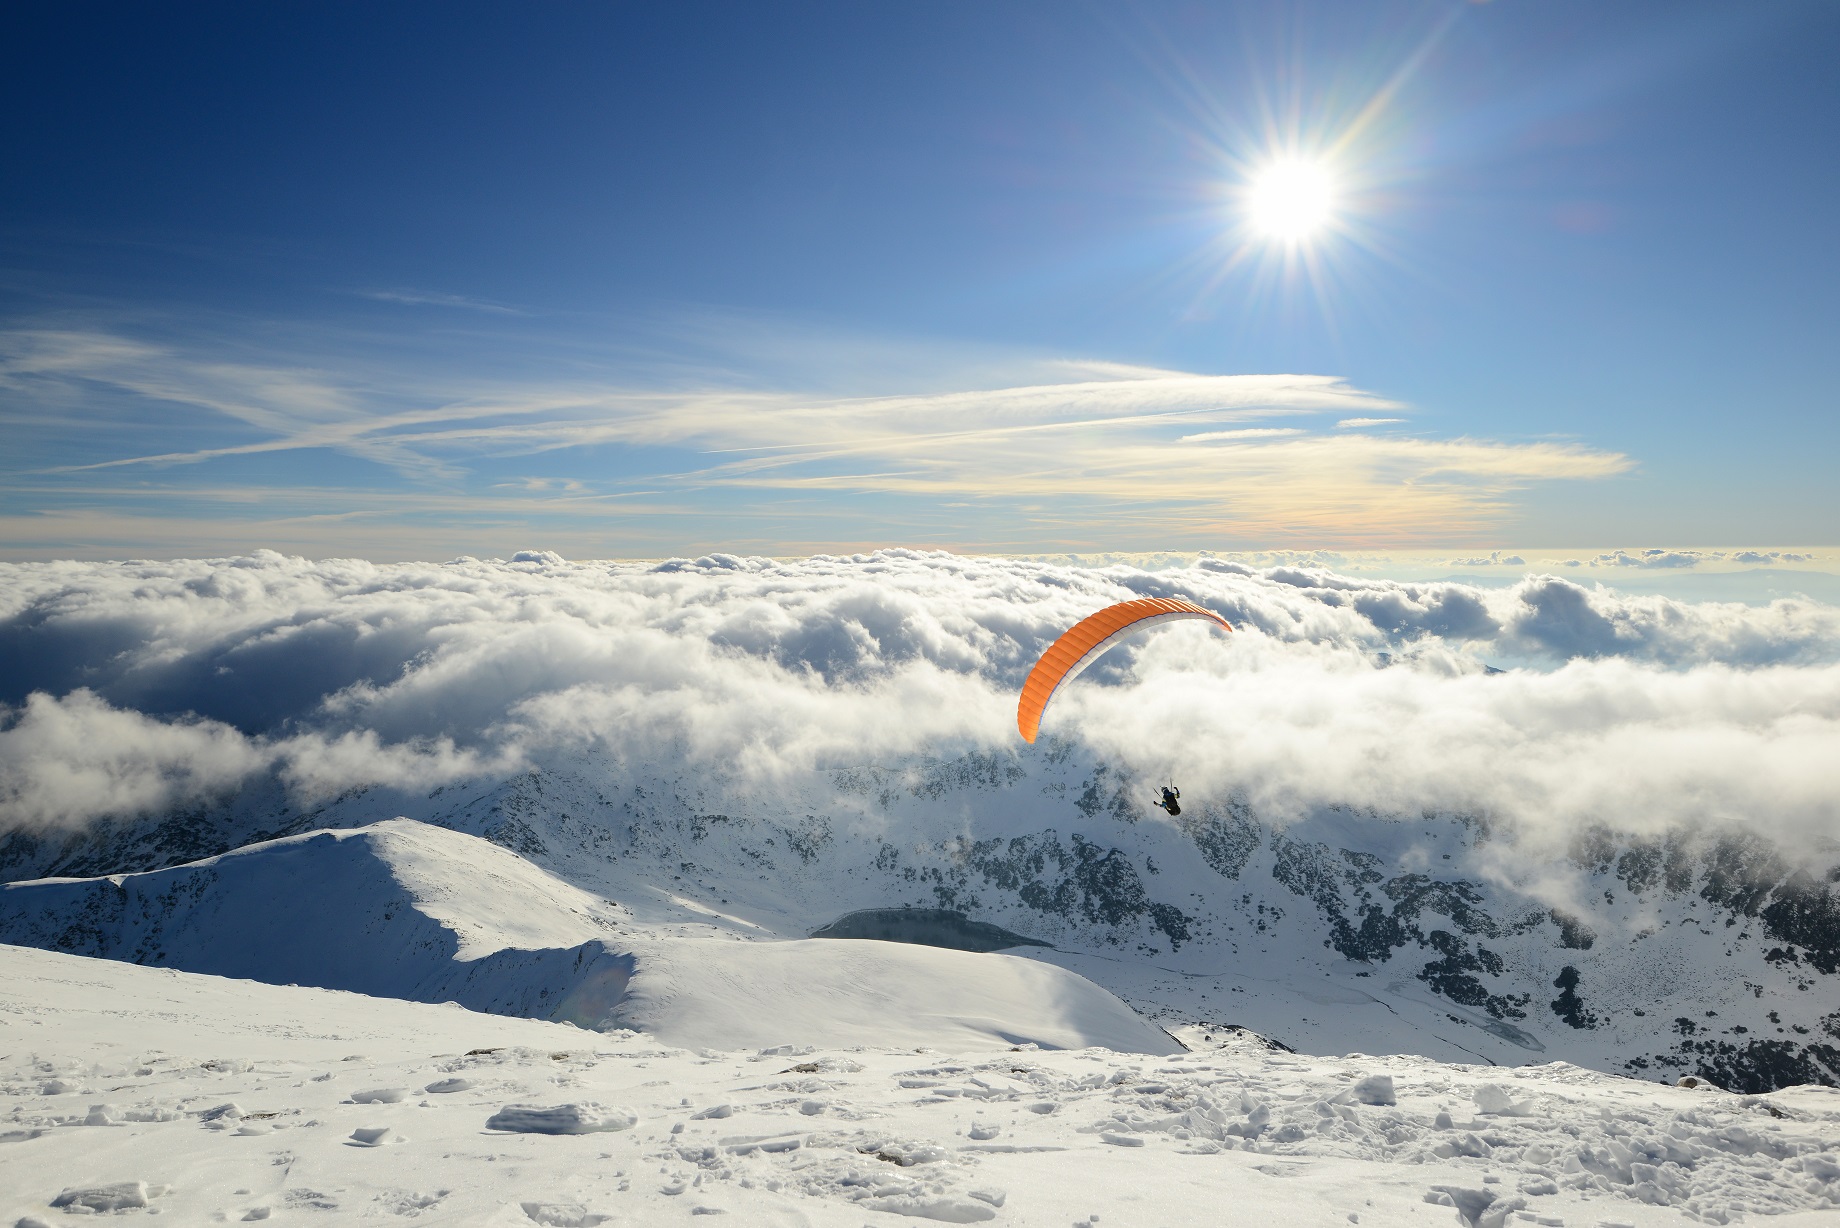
[4,742,1836,1092]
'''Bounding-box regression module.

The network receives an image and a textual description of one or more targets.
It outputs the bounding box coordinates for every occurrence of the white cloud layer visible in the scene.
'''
[2,551,1836,852]
[1566,549,1819,570]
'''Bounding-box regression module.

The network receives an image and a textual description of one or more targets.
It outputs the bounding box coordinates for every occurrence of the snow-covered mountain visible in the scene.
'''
[3,551,1837,1094]
[0,819,1179,1055]
[4,745,1835,1093]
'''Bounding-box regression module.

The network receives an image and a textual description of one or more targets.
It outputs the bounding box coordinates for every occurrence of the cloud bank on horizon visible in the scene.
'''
[0,325,1633,557]
[2,551,1835,859]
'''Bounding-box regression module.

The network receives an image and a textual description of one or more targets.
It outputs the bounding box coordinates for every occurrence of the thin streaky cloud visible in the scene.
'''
[1180,427,1307,442]
[666,434,1630,544]
[1046,358,1209,381]
[21,332,1392,474]
[356,289,527,315]
[3,323,1634,550]
[1337,417,1406,428]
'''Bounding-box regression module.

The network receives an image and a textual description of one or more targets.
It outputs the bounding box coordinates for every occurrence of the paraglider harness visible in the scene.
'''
[1154,785,1181,816]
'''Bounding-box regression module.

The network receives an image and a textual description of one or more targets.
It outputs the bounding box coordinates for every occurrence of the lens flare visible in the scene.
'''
[1247,159,1335,241]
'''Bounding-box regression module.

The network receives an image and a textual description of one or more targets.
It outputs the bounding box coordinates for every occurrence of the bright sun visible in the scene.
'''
[1246,159,1335,241]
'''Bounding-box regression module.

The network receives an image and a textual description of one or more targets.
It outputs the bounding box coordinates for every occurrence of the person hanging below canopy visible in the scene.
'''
[1014,596,1232,814]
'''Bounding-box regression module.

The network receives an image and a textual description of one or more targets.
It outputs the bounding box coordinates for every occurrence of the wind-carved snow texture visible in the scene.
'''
[2,550,1839,1093]
[4,943,1839,1226]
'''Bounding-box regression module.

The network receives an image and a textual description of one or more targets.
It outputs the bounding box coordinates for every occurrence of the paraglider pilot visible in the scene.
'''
[1154,785,1181,816]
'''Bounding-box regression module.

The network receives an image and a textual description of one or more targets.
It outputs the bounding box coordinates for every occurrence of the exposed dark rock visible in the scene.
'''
[1550,965,1598,1030]
[1549,910,1596,950]
[482,815,547,859]
[1267,835,1560,1024]
[1418,930,1529,1020]
[1758,871,1840,975]
[909,752,1027,800]
[0,827,47,877]
[1615,836,1694,896]
[781,816,832,864]
[1271,836,1347,913]
[833,751,1026,809]
[1672,1038,1840,1095]
[1382,875,1503,939]
[1330,903,1414,964]
[1176,801,1261,879]
[1700,834,1788,918]
[1073,764,1139,825]
[950,830,1194,949]
[1568,826,1618,874]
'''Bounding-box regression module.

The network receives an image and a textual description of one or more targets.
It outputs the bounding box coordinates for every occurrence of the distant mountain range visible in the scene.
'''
[4,743,1834,1092]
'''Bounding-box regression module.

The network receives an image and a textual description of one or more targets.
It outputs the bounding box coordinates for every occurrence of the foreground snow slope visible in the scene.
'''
[4,944,1838,1227]
[0,819,1180,1055]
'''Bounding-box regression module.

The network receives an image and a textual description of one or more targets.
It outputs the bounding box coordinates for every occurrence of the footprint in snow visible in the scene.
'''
[520,1203,611,1227]
[348,1126,405,1146]
[348,1087,409,1104]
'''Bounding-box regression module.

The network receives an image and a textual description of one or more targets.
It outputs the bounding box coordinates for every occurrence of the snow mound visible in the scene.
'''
[485,1103,638,1134]
[614,935,1183,1054]
[51,1182,165,1213]
[0,818,1177,1054]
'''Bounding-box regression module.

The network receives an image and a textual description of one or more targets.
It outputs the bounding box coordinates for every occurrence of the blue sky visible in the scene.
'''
[2,0,1837,561]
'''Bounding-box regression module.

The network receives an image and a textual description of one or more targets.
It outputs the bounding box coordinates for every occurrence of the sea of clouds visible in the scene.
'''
[2,549,1837,856]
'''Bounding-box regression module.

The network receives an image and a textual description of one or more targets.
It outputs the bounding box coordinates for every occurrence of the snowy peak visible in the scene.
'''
[0,818,1181,1055]
[0,818,625,982]
[333,817,628,959]
[355,746,1840,1092]
[6,741,1839,1088]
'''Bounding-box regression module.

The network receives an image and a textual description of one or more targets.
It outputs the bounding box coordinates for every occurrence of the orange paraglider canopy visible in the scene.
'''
[1016,597,1232,743]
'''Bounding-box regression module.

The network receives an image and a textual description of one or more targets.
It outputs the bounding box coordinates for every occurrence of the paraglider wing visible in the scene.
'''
[1016,597,1233,743]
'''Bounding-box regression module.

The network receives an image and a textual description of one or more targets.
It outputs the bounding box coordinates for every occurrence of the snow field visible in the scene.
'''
[5,945,1838,1226]
[612,935,1184,1056]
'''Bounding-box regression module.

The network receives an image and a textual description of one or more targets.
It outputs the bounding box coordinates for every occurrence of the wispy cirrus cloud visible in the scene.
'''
[1,327,472,482]
[1177,427,1306,442]
[355,289,526,314]
[0,320,1632,554]
[683,430,1628,543]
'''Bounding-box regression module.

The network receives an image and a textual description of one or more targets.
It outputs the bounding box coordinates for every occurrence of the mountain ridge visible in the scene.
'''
[0,817,1183,1055]
[3,744,1835,1090]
